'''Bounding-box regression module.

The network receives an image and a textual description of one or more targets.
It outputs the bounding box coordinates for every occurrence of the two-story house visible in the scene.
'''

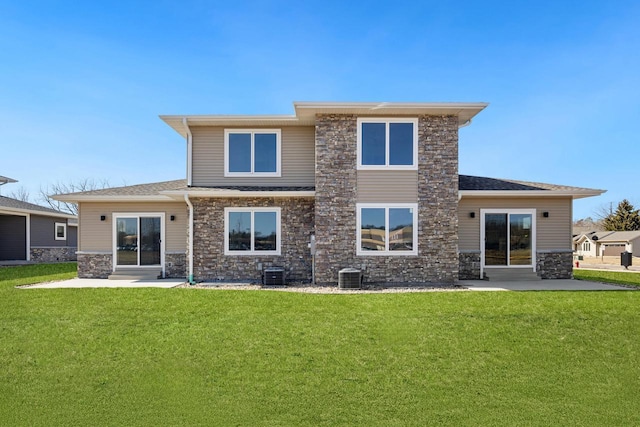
[55,102,604,284]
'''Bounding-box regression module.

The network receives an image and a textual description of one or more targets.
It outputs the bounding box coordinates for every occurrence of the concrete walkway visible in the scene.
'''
[461,279,634,291]
[22,278,185,289]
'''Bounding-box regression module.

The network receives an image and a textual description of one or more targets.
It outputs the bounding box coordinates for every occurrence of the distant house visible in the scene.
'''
[574,231,640,257]
[0,177,77,262]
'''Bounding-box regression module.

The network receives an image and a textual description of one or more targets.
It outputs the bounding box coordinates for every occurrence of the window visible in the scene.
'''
[357,118,417,169]
[583,242,591,251]
[357,204,418,255]
[225,129,281,177]
[55,222,67,240]
[224,207,281,255]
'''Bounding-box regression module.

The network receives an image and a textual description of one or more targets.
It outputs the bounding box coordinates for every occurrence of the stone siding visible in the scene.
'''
[30,247,77,263]
[192,197,314,282]
[166,252,187,278]
[77,253,112,278]
[459,251,481,279]
[314,114,459,285]
[537,251,573,279]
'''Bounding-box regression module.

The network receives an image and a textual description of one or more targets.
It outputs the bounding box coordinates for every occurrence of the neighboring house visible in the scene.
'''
[574,231,640,257]
[54,102,604,283]
[0,193,78,262]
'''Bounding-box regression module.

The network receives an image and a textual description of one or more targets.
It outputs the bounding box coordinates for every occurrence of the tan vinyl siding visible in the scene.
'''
[357,170,418,202]
[459,197,573,251]
[191,126,315,186]
[78,202,187,252]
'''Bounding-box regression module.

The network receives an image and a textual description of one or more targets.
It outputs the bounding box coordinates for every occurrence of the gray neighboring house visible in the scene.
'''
[55,101,605,283]
[0,184,77,262]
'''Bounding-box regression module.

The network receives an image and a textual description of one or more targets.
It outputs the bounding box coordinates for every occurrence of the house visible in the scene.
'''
[0,178,77,262]
[54,102,604,283]
[574,231,640,258]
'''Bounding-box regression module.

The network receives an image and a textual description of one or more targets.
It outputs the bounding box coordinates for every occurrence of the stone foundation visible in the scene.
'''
[459,251,481,279]
[536,250,573,279]
[77,253,112,278]
[166,252,187,278]
[30,247,77,263]
[191,197,315,283]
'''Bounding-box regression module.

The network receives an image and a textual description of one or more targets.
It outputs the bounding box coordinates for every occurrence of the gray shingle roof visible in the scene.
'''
[458,175,596,192]
[597,231,640,242]
[0,195,72,216]
[56,180,188,197]
[55,175,600,198]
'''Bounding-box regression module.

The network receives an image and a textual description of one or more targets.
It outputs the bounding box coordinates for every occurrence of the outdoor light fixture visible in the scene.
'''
[100,215,106,221]
[543,212,549,218]
[170,215,176,221]
[469,212,475,218]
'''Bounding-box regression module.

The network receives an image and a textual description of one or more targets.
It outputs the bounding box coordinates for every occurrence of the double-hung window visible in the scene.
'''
[225,207,281,255]
[55,222,67,241]
[357,203,418,255]
[225,129,281,177]
[357,118,418,169]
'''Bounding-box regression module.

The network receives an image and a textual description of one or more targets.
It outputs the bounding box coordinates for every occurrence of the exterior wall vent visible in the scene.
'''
[263,267,285,286]
[338,268,362,289]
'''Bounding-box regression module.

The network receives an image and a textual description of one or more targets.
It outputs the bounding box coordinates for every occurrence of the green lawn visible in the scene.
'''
[0,262,77,287]
[1,265,639,426]
[574,268,640,288]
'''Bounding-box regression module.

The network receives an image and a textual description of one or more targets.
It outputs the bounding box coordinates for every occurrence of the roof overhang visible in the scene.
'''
[52,195,176,203]
[459,189,605,200]
[160,101,489,138]
[0,207,76,219]
[161,190,315,200]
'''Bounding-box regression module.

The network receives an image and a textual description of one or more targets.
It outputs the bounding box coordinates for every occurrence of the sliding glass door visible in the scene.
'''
[115,215,162,267]
[483,210,535,268]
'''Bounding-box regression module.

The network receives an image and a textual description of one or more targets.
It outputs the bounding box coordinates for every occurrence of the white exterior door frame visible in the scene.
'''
[480,209,536,279]
[112,212,165,277]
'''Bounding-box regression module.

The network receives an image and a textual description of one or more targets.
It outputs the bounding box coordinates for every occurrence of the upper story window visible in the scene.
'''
[357,118,418,170]
[55,222,67,241]
[224,129,281,177]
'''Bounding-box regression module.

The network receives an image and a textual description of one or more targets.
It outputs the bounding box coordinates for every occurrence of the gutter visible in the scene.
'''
[182,118,193,187]
[184,193,196,285]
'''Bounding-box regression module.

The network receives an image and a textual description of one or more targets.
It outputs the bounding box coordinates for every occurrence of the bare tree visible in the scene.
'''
[7,186,31,202]
[39,178,110,215]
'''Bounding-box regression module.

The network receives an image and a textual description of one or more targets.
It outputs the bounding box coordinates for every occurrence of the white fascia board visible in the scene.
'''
[0,207,75,219]
[161,190,315,199]
[293,101,489,110]
[459,190,605,199]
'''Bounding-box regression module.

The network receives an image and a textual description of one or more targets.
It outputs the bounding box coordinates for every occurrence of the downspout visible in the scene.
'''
[184,193,196,285]
[182,118,193,187]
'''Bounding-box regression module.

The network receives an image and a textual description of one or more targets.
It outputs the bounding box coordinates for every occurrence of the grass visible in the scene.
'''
[1,265,639,426]
[574,268,640,288]
[0,262,77,286]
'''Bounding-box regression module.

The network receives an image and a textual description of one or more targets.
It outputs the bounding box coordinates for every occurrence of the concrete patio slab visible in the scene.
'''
[22,278,185,289]
[461,279,634,291]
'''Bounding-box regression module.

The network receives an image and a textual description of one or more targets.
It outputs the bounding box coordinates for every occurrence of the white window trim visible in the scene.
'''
[224,207,281,255]
[356,203,418,256]
[224,129,282,177]
[55,222,67,241]
[112,213,166,276]
[357,118,418,170]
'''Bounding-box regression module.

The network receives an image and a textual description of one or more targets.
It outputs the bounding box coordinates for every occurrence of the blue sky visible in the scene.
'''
[1,0,638,219]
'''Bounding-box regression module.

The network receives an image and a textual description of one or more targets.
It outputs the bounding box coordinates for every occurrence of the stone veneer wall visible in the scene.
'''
[314,114,459,285]
[30,247,77,263]
[459,251,481,280]
[536,250,573,279]
[77,253,112,278]
[166,252,187,278]
[192,197,314,282]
